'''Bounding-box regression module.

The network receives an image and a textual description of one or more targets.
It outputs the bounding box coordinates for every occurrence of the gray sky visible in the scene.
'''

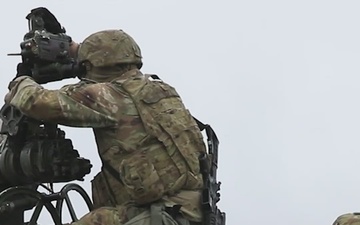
[1,1,360,224]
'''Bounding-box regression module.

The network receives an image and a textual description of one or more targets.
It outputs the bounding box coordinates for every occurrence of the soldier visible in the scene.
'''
[5,8,206,225]
[332,213,360,225]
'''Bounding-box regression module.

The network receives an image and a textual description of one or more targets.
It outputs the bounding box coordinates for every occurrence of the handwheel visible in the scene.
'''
[55,183,93,223]
[0,186,62,225]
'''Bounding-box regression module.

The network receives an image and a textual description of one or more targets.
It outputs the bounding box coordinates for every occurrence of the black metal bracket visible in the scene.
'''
[0,183,93,225]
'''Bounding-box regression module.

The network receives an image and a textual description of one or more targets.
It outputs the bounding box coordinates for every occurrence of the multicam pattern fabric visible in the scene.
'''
[77,29,142,67]
[70,205,179,225]
[333,213,360,225]
[110,70,206,196]
[6,69,205,224]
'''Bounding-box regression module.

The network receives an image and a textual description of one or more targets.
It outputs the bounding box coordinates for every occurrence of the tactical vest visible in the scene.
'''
[94,72,206,206]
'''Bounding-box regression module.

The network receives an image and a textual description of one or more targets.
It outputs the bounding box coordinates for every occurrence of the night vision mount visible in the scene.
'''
[8,9,85,84]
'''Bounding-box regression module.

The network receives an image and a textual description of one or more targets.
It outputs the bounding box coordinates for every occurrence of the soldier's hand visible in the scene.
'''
[16,63,32,78]
[28,7,66,34]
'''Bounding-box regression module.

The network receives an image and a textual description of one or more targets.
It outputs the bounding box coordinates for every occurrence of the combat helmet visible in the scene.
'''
[77,29,142,69]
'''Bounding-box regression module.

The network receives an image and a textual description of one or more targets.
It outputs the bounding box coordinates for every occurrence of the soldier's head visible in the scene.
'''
[77,29,143,82]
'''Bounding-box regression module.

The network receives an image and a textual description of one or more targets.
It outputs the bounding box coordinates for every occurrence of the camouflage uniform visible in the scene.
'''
[333,213,360,225]
[5,30,206,225]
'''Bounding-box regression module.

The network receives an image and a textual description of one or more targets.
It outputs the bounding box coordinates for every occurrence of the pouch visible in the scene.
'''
[119,151,165,204]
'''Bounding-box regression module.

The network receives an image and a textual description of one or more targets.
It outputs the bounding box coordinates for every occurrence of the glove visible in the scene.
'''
[16,63,32,78]
[28,7,65,34]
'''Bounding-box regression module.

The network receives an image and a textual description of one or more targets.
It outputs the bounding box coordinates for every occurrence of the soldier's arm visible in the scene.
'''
[5,76,117,127]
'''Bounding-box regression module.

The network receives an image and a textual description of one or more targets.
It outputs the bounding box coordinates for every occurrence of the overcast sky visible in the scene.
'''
[1,1,360,225]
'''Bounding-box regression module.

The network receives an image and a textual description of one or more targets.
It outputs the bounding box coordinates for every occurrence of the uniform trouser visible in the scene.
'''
[70,204,200,225]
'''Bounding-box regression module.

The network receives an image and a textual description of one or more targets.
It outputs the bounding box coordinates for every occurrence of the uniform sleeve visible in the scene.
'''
[8,77,117,128]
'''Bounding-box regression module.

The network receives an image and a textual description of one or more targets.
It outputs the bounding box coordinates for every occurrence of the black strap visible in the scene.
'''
[101,159,123,184]
[193,116,207,131]
[98,155,121,205]
[193,116,219,146]
[149,74,161,80]
[100,167,118,206]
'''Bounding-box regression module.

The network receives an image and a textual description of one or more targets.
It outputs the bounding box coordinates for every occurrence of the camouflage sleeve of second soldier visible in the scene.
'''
[6,76,118,128]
